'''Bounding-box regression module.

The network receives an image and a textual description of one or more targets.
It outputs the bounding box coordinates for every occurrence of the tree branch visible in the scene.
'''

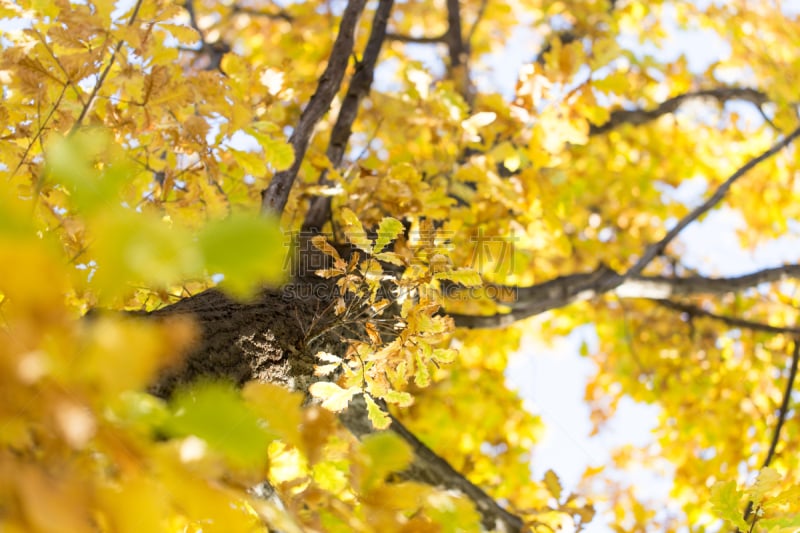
[260,0,368,216]
[69,0,145,135]
[450,263,800,329]
[341,396,525,532]
[231,4,293,22]
[763,338,799,468]
[466,0,488,44]
[621,124,800,282]
[452,96,797,325]
[445,0,473,103]
[741,338,799,528]
[303,0,395,233]
[183,0,230,71]
[534,31,579,65]
[653,299,800,336]
[386,31,447,44]
[590,88,769,135]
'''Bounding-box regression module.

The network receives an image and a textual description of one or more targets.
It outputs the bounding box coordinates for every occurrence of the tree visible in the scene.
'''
[1,0,799,531]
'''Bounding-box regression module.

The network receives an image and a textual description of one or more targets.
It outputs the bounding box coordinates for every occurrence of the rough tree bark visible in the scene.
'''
[142,277,524,532]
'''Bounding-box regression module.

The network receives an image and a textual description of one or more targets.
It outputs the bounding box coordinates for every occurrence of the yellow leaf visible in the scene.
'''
[308,382,359,412]
[341,208,372,253]
[748,467,782,504]
[383,390,413,407]
[434,269,482,287]
[543,469,562,501]
[231,149,267,176]
[364,394,391,430]
[242,382,304,449]
[158,23,200,45]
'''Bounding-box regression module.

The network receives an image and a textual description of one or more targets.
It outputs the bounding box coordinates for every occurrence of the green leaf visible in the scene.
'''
[248,127,295,171]
[198,212,287,296]
[710,480,748,531]
[165,381,275,468]
[108,391,170,434]
[46,129,134,213]
[92,210,201,298]
[760,514,800,530]
[374,251,406,266]
[432,348,457,364]
[361,431,413,489]
[374,217,404,253]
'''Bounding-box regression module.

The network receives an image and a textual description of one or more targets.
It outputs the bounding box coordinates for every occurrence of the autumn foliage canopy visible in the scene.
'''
[1,0,800,531]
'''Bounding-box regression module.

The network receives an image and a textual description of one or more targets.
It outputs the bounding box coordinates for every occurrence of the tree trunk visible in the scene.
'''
[142,282,525,532]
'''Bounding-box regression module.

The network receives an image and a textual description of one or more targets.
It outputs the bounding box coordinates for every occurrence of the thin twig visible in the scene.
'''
[466,0,488,44]
[740,339,800,530]
[654,300,800,336]
[31,29,88,106]
[763,338,799,468]
[10,83,68,181]
[70,0,146,135]
[622,124,800,281]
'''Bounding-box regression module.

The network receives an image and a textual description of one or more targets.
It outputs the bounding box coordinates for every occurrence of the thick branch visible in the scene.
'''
[617,264,800,299]
[445,0,467,68]
[450,264,800,329]
[590,88,769,135]
[445,0,473,103]
[260,0,368,216]
[303,0,394,233]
